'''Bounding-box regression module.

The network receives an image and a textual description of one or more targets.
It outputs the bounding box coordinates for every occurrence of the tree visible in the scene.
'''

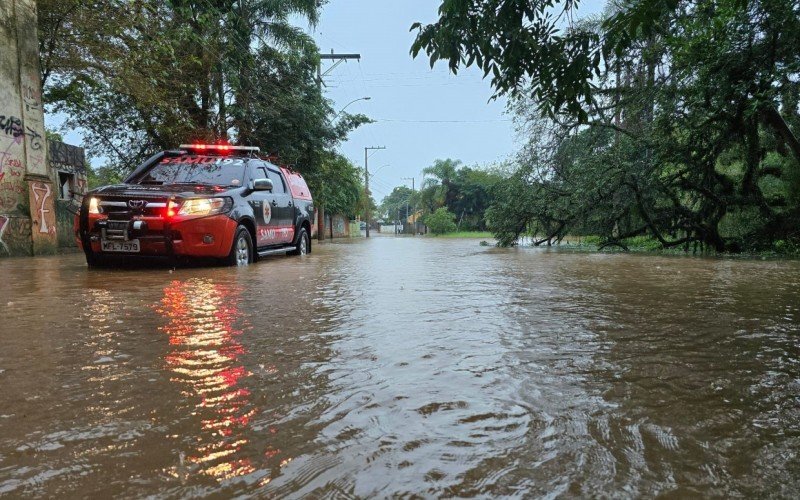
[450,167,504,230]
[416,0,800,251]
[421,158,461,209]
[424,207,458,234]
[37,0,369,184]
[380,186,414,220]
[306,153,364,219]
[413,159,504,230]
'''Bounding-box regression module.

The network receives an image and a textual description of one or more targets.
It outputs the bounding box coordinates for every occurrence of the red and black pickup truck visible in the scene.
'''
[75,144,315,267]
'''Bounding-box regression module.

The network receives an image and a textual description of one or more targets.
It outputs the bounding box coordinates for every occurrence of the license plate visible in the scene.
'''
[101,239,140,253]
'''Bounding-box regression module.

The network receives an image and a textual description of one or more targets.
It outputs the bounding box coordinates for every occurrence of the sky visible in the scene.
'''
[307,1,515,201]
[307,0,607,202]
[49,0,607,203]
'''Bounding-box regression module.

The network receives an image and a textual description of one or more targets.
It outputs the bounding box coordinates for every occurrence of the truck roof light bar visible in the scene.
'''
[179,144,261,153]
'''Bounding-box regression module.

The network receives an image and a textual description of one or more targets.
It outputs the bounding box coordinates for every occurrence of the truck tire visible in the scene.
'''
[288,228,309,256]
[85,250,100,268]
[225,225,253,266]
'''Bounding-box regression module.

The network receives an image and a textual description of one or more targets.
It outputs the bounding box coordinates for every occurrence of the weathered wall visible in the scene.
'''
[1,0,31,256]
[330,214,350,238]
[349,221,361,237]
[48,140,87,248]
[380,224,404,234]
[0,0,57,256]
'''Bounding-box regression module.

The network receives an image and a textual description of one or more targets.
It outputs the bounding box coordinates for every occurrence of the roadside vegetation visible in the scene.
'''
[379,159,506,234]
[430,231,494,239]
[411,0,800,255]
[37,0,371,219]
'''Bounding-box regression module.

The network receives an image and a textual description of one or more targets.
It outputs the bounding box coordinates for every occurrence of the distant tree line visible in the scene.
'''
[380,159,505,232]
[412,0,800,253]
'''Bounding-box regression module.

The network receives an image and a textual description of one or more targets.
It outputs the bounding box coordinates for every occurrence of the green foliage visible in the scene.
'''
[621,236,663,252]
[424,207,458,234]
[435,0,800,252]
[359,193,379,223]
[38,0,368,182]
[433,231,494,239]
[380,186,414,220]
[414,159,506,231]
[306,153,363,218]
[580,236,602,246]
[410,0,601,120]
[86,165,123,189]
[45,129,63,142]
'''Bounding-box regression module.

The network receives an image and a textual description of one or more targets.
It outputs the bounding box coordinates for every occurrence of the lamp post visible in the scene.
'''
[401,177,414,234]
[364,146,386,238]
[318,96,370,242]
[333,97,371,121]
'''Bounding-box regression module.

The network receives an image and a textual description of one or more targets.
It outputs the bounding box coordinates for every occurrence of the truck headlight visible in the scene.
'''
[177,197,231,216]
[88,197,100,214]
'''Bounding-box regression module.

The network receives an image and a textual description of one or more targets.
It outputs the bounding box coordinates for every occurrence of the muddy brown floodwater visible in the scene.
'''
[1,237,799,497]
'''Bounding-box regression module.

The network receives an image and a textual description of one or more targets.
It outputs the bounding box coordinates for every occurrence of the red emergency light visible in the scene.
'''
[179,144,260,153]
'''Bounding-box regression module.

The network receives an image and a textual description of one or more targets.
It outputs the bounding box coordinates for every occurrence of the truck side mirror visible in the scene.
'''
[252,178,273,192]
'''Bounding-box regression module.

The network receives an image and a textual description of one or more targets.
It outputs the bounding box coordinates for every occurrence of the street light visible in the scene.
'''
[333,97,371,121]
[371,163,390,176]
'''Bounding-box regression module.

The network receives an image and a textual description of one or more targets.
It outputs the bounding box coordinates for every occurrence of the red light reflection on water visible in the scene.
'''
[157,279,256,480]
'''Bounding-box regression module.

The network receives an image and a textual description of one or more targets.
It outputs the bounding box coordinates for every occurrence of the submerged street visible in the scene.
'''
[1,237,799,497]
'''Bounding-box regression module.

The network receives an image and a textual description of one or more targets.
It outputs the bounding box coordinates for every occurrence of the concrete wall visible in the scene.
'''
[0,0,58,257]
[380,224,404,234]
[330,214,349,238]
[48,140,87,248]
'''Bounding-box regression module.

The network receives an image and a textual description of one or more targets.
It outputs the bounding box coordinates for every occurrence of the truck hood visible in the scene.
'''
[93,183,237,198]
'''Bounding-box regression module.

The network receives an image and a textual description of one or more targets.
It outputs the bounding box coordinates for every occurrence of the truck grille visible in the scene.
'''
[104,220,129,240]
[99,197,168,217]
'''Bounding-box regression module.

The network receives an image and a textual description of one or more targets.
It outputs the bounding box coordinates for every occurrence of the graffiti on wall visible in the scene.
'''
[21,80,40,113]
[0,215,32,256]
[334,216,345,236]
[0,114,42,148]
[0,113,26,214]
[0,115,24,139]
[0,215,7,254]
[21,70,47,176]
[31,181,53,234]
[48,140,86,174]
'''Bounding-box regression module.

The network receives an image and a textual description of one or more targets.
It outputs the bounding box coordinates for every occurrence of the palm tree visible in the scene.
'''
[421,159,462,210]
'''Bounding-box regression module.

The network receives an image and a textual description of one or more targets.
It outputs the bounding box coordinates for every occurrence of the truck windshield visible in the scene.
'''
[138,156,247,186]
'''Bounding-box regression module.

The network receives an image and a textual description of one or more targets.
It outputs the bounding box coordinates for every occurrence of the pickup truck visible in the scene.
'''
[75,144,314,267]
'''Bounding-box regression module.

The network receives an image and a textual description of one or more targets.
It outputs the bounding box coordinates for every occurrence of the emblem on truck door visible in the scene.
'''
[263,202,271,224]
[128,200,147,209]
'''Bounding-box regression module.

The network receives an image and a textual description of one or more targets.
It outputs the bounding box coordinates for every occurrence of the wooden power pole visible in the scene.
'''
[316,50,361,242]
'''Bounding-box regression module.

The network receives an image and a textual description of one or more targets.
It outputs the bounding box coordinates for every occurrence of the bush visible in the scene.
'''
[623,235,663,251]
[425,207,458,234]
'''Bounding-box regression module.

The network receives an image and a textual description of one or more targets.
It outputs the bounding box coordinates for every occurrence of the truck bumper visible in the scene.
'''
[78,214,238,259]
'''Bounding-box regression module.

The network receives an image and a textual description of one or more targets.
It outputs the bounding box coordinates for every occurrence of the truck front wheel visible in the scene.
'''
[225,226,253,266]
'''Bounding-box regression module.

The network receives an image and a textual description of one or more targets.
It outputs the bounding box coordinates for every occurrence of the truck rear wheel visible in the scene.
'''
[288,228,309,256]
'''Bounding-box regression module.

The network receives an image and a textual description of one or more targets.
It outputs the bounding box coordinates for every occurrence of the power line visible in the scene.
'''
[373,118,512,123]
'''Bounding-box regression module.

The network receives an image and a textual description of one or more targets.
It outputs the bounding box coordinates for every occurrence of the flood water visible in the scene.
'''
[0,236,799,497]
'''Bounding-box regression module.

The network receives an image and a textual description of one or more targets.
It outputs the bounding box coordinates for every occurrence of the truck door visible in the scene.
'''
[248,163,283,247]
[265,167,295,244]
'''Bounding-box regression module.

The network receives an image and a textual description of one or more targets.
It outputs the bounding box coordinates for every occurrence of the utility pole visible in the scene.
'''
[402,177,415,235]
[316,50,361,242]
[364,146,386,238]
